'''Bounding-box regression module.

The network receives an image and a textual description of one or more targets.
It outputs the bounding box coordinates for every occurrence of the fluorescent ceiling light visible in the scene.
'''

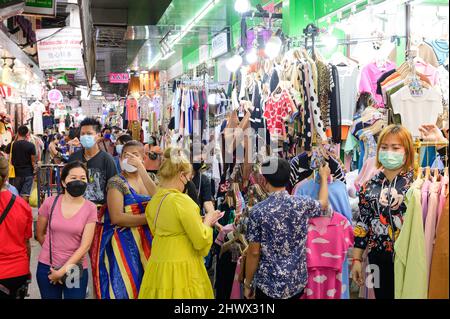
[146,0,221,70]
[161,49,175,60]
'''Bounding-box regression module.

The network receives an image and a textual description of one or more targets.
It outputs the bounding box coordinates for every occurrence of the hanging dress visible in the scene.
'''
[90,175,153,299]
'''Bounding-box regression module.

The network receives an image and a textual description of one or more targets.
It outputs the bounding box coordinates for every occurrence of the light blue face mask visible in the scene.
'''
[116,144,124,155]
[378,151,405,170]
[80,135,96,149]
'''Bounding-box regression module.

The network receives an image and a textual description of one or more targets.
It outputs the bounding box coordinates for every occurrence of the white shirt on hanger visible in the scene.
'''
[391,86,444,137]
[31,101,46,135]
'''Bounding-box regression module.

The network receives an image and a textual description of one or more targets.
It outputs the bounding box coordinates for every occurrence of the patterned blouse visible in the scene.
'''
[354,170,414,254]
[247,190,326,299]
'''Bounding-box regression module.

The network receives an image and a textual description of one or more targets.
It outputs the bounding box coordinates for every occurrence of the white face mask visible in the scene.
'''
[121,158,138,173]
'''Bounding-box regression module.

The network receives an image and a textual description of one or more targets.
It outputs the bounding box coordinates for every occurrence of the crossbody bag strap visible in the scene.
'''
[8,141,14,167]
[48,194,61,267]
[0,194,16,225]
[153,193,171,228]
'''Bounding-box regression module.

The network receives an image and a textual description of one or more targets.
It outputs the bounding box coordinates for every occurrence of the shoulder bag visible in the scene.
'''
[48,195,84,284]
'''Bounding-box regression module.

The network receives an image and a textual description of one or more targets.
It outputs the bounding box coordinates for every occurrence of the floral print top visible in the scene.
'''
[354,170,414,254]
[247,190,326,299]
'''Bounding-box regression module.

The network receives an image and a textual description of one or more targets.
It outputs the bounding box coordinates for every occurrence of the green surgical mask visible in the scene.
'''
[378,151,405,170]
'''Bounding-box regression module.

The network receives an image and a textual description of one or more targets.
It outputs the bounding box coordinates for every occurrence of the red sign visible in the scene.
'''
[109,73,130,84]
[0,85,12,98]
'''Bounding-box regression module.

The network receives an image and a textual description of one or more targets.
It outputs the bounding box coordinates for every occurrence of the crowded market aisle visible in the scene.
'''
[0,0,449,304]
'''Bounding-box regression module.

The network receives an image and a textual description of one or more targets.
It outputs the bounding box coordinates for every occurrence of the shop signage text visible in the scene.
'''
[36,27,84,70]
[109,73,130,84]
[48,89,63,104]
[211,31,229,59]
[81,99,103,117]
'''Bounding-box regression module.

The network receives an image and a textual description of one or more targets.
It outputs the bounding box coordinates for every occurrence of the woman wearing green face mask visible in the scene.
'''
[352,125,415,299]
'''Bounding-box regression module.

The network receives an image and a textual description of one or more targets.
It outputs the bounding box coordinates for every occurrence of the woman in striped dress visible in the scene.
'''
[90,141,157,299]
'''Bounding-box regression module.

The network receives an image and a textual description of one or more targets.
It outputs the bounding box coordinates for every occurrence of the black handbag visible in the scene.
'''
[48,195,84,284]
[0,194,16,226]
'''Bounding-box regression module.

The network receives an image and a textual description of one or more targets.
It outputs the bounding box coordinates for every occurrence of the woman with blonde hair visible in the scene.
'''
[138,147,223,299]
[352,125,415,299]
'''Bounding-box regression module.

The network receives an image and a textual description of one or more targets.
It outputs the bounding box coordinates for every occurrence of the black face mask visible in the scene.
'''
[184,180,200,206]
[65,180,88,197]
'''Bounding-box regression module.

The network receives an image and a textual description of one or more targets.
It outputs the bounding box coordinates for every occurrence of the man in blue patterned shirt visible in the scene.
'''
[244,158,331,299]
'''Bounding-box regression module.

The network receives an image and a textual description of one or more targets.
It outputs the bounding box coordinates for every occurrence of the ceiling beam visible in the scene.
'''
[92,8,127,26]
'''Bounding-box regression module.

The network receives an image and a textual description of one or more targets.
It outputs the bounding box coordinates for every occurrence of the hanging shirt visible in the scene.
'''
[263,90,295,138]
[359,61,396,107]
[295,179,352,299]
[394,178,428,299]
[336,65,359,126]
[391,86,443,138]
[437,65,449,106]
[31,101,46,135]
[302,212,354,299]
[142,120,150,144]
[173,88,181,131]
[424,181,442,274]
[139,95,151,120]
[428,196,449,299]
[289,152,347,189]
[425,39,449,66]
[415,60,440,86]
[126,98,139,122]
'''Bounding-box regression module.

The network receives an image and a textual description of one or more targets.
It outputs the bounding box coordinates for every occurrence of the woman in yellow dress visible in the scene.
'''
[138,148,223,299]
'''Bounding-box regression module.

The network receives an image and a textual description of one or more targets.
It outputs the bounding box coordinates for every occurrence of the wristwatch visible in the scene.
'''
[244,278,254,289]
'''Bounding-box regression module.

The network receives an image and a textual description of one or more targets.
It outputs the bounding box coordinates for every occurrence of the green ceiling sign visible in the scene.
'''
[24,0,55,15]
[25,0,52,8]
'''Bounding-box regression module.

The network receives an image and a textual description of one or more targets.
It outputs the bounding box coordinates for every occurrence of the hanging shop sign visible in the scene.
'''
[24,0,56,16]
[109,73,130,84]
[48,89,63,104]
[81,99,103,117]
[0,85,12,98]
[211,30,230,59]
[36,27,84,70]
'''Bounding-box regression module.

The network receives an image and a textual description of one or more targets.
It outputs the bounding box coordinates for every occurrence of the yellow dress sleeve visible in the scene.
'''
[175,195,213,257]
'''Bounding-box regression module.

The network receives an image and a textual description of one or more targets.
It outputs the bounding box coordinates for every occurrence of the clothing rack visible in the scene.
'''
[287,34,406,51]
[303,23,320,58]
[413,139,449,175]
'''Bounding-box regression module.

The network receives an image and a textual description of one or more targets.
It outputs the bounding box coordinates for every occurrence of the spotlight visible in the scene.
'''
[246,48,258,64]
[265,36,282,59]
[322,34,338,50]
[234,0,250,13]
[226,54,243,73]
